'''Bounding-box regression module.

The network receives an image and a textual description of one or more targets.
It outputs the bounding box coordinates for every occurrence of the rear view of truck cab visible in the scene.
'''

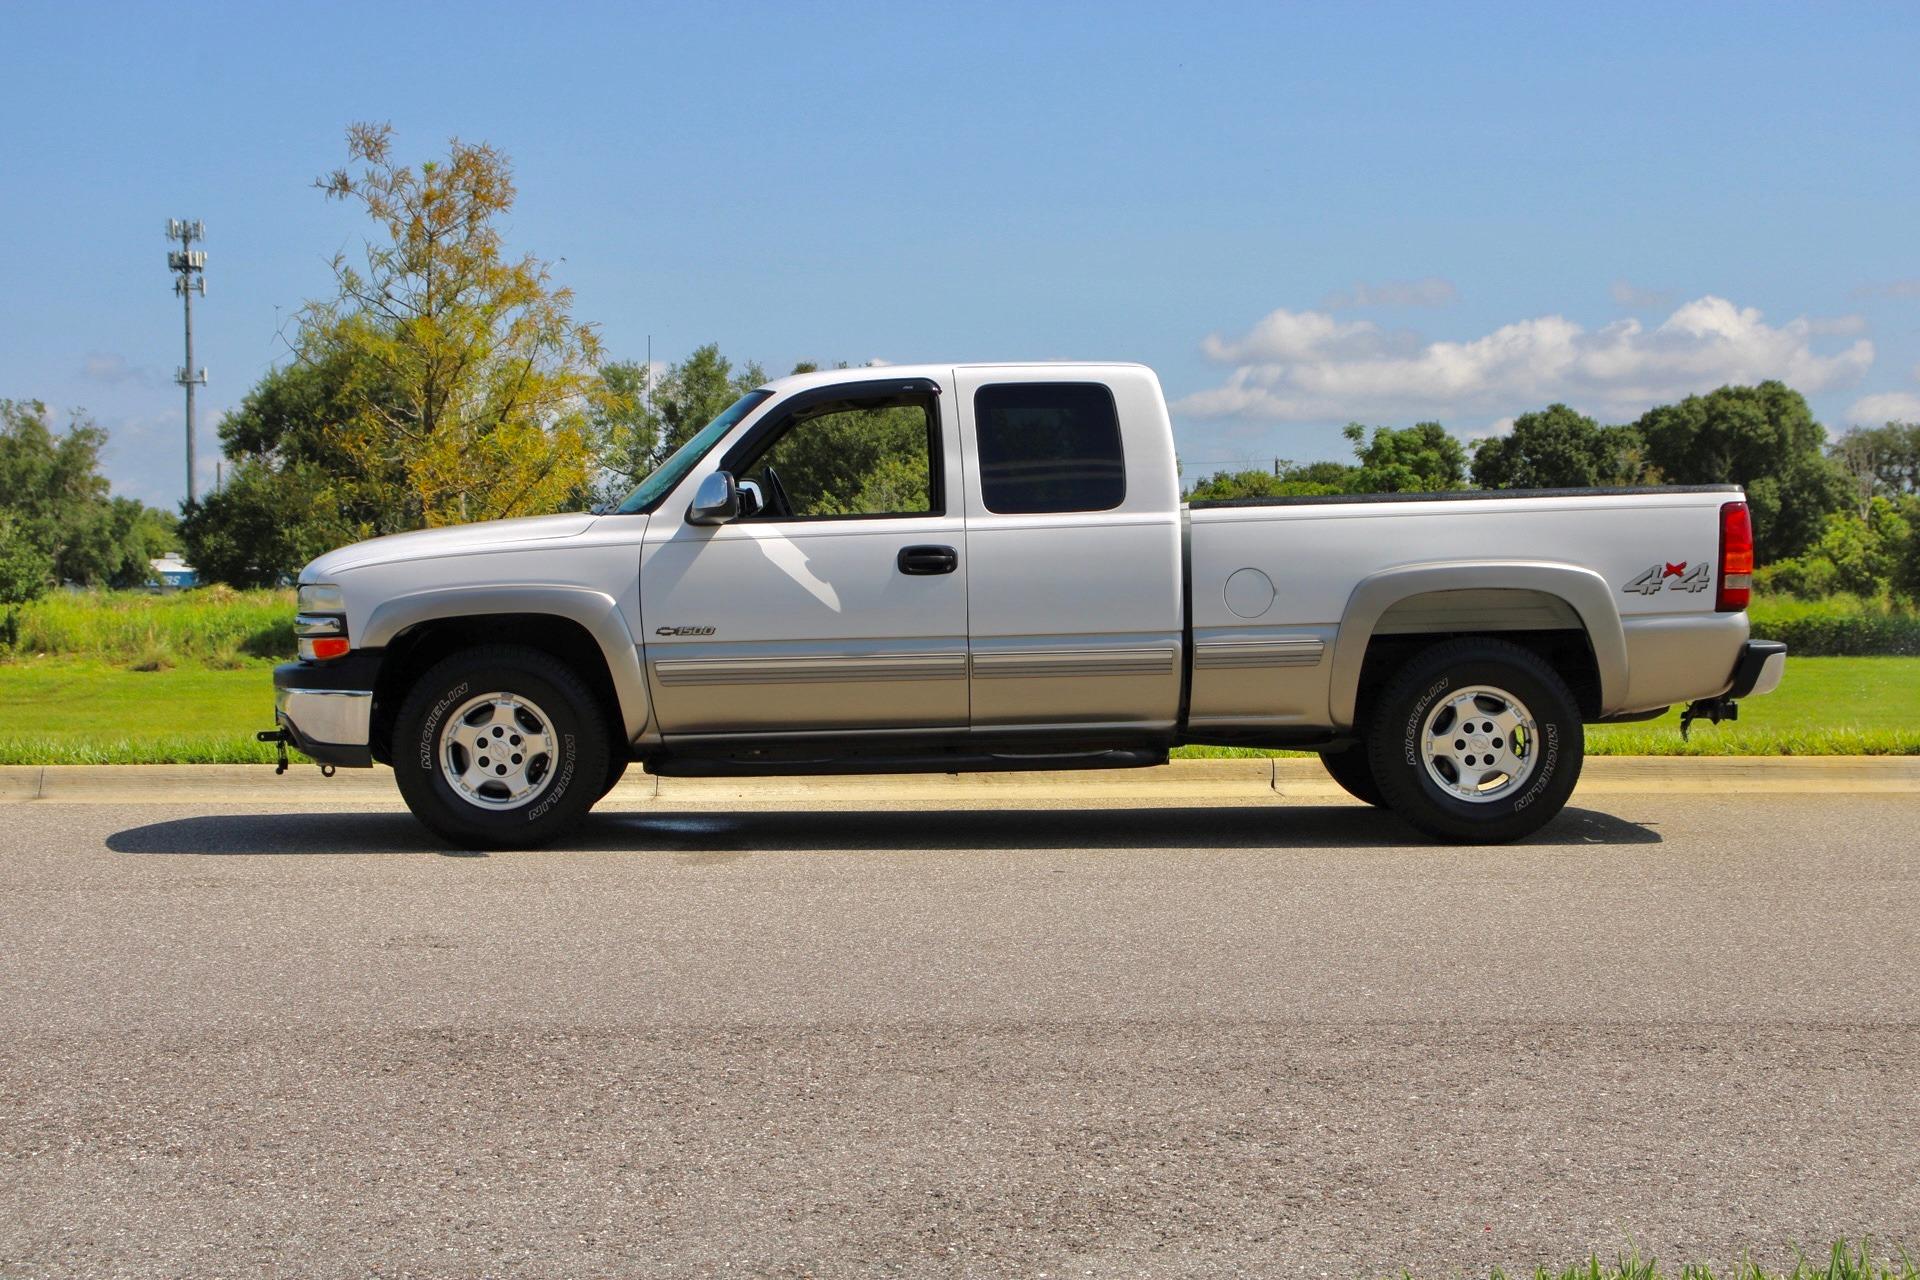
[269,360,1783,849]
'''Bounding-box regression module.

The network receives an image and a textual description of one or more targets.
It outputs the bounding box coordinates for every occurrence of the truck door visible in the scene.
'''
[639,376,970,737]
[955,368,1185,732]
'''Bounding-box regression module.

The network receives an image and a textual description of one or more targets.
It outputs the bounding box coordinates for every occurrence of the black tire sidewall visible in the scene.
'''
[393,648,609,848]
[1367,641,1584,843]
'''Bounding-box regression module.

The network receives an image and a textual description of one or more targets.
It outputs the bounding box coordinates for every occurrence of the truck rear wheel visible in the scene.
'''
[1317,744,1385,807]
[392,645,609,849]
[1365,638,1583,843]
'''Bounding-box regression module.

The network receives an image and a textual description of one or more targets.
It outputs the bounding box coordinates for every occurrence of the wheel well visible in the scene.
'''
[367,614,626,765]
[1353,627,1603,728]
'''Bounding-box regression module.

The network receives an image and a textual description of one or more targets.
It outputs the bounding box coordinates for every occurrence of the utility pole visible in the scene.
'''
[166,219,208,504]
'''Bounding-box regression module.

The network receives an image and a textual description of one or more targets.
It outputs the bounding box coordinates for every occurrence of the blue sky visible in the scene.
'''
[3,0,1918,508]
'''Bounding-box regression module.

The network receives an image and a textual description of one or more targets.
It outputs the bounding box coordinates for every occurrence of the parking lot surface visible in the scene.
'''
[2,791,1916,1277]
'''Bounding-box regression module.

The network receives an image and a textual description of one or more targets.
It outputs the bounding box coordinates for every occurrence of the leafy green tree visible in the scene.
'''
[1186,469,1343,500]
[0,399,175,586]
[1634,382,1851,562]
[1829,421,1920,513]
[1763,497,1914,599]
[301,122,601,526]
[648,344,769,464]
[0,511,53,607]
[179,351,406,585]
[1344,421,1467,492]
[1470,405,1654,489]
[589,360,664,502]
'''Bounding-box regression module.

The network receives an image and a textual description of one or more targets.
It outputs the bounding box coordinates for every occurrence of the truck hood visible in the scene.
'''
[302,513,600,577]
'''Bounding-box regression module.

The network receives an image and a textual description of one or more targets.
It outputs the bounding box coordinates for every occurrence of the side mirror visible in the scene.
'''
[687,470,741,525]
[736,479,765,518]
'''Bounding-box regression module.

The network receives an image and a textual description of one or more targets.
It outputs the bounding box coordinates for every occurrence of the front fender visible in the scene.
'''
[1326,561,1629,728]
[361,584,652,742]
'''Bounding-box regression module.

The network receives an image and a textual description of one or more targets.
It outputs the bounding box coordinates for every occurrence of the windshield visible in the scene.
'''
[615,390,773,514]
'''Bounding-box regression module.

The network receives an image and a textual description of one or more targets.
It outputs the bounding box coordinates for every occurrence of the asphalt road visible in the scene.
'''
[2,792,1916,1278]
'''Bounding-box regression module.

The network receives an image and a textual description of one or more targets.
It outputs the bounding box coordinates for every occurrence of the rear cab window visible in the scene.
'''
[972,382,1126,515]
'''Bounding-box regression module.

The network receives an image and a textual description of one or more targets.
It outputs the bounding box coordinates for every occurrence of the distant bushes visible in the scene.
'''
[1748,594,1920,657]
[1,588,295,666]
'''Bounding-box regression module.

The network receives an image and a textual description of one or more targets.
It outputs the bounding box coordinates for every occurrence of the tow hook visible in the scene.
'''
[255,728,333,777]
[257,728,291,775]
[1679,695,1738,741]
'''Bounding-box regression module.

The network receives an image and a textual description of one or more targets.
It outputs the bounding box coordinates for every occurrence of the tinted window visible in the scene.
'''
[736,393,938,519]
[973,382,1125,514]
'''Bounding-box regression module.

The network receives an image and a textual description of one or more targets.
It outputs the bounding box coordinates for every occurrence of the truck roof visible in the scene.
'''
[758,361,1152,395]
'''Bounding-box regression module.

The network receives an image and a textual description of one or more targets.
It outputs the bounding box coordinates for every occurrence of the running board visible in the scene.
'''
[645,748,1169,779]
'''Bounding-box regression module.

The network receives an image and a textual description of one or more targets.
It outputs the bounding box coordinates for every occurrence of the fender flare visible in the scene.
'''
[1327,561,1628,729]
[362,585,652,742]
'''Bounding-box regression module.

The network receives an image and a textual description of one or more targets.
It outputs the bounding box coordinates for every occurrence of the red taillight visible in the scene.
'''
[1717,500,1753,612]
[309,636,351,660]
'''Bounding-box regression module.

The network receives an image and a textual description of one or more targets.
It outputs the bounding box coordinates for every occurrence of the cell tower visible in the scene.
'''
[166,219,208,503]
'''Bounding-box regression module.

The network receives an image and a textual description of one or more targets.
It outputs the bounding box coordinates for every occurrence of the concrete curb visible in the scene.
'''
[1,756,1915,805]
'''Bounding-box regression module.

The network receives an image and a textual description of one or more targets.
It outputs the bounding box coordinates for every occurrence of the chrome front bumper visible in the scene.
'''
[273,658,377,767]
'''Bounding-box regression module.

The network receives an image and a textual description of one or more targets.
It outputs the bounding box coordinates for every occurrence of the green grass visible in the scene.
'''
[0,657,286,764]
[1394,1242,1917,1280]
[0,654,1913,766]
[3,587,296,667]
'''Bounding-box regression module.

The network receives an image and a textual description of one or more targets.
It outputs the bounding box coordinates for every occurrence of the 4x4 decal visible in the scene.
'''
[1623,561,1711,596]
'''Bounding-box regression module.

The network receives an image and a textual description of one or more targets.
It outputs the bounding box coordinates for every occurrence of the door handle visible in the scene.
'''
[897,544,958,575]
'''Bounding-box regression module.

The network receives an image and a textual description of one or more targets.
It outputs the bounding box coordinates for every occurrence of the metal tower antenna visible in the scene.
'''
[166,219,208,504]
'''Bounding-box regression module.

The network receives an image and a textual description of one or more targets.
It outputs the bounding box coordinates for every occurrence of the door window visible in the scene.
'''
[732,392,940,519]
[973,382,1126,514]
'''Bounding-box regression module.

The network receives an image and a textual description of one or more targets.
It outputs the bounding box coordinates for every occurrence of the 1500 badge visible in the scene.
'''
[1622,561,1711,595]
[655,625,716,636]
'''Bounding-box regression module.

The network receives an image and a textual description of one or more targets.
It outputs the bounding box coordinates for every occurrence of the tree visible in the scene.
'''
[179,350,405,586]
[1185,469,1344,500]
[647,344,768,465]
[0,399,175,587]
[1634,382,1852,562]
[589,360,664,502]
[1829,421,1920,514]
[0,511,53,607]
[300,122,601,526]
[1344,421,1466,492]
[1470,404,1654,490]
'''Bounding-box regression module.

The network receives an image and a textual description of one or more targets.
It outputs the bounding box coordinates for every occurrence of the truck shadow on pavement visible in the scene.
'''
[104,804,1659,856]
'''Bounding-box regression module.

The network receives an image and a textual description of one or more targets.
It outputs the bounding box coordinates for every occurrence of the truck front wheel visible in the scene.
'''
[1365,638,1583,843]
[392,645,610,849]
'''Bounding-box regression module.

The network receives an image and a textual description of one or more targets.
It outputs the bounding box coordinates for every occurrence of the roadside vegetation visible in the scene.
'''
[1,588,1914,762]
[1391,1242,1917,1280]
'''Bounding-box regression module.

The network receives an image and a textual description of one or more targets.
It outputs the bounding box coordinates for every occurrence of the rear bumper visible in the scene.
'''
[273,653,380,768]
[1729,639,1787,698]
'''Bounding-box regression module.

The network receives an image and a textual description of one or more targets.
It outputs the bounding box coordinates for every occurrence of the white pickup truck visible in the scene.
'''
[271,362,1784,847]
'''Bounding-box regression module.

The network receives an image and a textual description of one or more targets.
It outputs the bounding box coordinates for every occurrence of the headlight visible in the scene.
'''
[295,583,350,660]
[297,583,346,614]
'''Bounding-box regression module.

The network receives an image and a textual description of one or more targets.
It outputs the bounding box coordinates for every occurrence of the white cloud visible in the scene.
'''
[1175,296,1875,424]
[80,352,165,387]
[1609,280,1673,310]
[1319,277,1458,310]
[1471,417,1517,441]
[1852,278,1920,301]
[1847,391,1920,423]
[1806,314,1869,336]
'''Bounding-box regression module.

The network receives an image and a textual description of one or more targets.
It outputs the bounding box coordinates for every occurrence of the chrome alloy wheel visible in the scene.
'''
[438,691,558,811]
[1419,684,1538,803]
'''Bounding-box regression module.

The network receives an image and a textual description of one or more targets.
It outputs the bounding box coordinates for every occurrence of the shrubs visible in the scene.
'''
[1,588,296,665]
[1748,594,1920,657]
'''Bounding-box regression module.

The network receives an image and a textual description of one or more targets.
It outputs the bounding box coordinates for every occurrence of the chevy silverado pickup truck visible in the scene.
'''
[271,362,1785,847]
